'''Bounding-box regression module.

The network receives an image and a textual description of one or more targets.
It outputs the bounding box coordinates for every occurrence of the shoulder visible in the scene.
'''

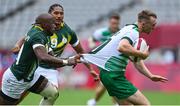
[63,23,76,34]
[93,27,108,37]
[27,30,46,43]
[94,27,108,34]
[121,25,139,36]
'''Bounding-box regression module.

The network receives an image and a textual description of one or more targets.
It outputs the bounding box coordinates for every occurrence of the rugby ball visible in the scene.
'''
[129,38,148,62]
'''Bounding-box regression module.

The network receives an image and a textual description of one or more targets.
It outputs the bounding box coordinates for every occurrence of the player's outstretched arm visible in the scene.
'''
[11,36,26,53]
[34,46,79,67]
[133,60,168,83]
[73,43,99,81]
[118,39,149,59]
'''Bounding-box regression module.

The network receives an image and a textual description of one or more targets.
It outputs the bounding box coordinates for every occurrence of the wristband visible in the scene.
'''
[62,59,68,65]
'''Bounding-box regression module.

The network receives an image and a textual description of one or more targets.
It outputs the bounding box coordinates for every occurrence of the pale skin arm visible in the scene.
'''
[133,60,168,82]
[117,39,149,59]
[118,38,168,82]
[73,42,99,81]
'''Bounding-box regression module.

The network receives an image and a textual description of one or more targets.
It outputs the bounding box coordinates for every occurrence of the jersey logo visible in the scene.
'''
[50,33,58,48]
[62,36,67,44]
[50,33,68,49]
[56,35,67,48]
[51,38,58,48]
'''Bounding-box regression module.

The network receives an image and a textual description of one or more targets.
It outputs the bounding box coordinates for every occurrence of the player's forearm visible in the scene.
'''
[39,54,65,68]
[34,46,66,68]
[83,62,94,71]
[133,60,153,79]
[73,42,84,54]
[118,43,145,58]
[16,36,26,48]
[73,44,94,72]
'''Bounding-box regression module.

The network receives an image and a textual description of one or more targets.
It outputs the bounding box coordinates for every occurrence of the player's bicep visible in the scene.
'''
[117,38,133,53]
[33,45,47,61]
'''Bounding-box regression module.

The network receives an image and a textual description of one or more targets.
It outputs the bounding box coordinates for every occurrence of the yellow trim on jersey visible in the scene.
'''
[58,22,64,29]
[50,33,58,39]
[57,35,67,48]
[67,33,72,43]
[34,25,44,31]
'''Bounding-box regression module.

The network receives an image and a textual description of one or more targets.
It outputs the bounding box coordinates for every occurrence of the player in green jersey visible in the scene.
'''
[0,13,80,105]
[12,4,98,105]
[82,10,168,105]
[87,13,120,106]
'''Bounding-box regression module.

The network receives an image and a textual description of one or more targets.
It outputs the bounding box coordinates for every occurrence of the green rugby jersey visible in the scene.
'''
[11,25,50,81]
[92,27,119,43]
[39,23,79,69]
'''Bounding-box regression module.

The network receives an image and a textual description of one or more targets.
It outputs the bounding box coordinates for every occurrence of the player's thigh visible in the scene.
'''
[35,66,59,87]
[28,74,48,94]
[15,91,30,104]
[127,90,150,105]
[113,96,133,105]
[1,68,29,104]
[96,82,106,92]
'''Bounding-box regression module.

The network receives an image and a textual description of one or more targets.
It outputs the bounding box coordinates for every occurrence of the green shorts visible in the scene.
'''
[99,68,137,99]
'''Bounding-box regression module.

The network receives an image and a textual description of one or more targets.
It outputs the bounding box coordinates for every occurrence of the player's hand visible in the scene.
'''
[67,54,81,66]
[90,70,99,81]
[150,74,168,83]
[11,45,20,54]
[141,46,149,60]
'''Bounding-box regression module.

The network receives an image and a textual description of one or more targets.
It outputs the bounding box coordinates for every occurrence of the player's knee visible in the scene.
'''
[48,87,59,100]
[144,100,151,106]
[41,83,59,101]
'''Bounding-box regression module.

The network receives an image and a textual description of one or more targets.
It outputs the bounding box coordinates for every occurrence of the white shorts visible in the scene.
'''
[35,66,59,87]
[1,68,39,99]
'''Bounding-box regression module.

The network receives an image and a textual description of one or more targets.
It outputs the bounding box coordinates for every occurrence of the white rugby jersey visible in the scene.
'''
[83,24,139,71]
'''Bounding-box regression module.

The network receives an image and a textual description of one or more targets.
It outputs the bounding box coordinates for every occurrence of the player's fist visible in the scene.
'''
[90,70,99,81]
[141,46,149,60]
[11,45,20,54]
[67,54,81,66]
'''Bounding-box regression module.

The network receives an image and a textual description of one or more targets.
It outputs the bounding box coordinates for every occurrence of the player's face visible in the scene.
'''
[143,17,157,34]
[109,18,119,33]
[50,6,64,26]
[43,18,56,35]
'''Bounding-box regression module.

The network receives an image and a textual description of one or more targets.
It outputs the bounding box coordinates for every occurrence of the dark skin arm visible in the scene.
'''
[11,36,26,53]
[73,42,99,81]
[34,46,79,68]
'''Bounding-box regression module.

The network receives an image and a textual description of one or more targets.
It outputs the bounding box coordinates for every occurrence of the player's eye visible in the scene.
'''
[60,12,64,15]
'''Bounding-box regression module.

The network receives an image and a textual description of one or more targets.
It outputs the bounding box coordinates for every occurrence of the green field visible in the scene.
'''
[19,89,180,106]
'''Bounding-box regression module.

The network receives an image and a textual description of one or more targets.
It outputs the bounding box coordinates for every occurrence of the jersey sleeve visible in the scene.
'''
[92,29,103,41]
[121,31,139,45]
[69,30,79,47]
[28,33,46,49]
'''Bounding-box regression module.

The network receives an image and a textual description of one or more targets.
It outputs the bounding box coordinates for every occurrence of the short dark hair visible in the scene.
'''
[138,10,157,22]
[48,4,64,13]
[109,13,120,20]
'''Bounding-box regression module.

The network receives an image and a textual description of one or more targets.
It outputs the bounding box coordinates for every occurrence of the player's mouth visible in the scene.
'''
[56,19,62,23]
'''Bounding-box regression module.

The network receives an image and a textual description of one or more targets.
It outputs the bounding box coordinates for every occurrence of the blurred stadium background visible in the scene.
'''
[1,0,180,105]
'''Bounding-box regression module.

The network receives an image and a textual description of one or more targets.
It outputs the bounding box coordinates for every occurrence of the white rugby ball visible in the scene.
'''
[129,38,148,62]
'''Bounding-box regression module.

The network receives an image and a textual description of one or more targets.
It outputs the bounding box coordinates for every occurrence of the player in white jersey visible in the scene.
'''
[87,13,120,106]
[82,10,168,105]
